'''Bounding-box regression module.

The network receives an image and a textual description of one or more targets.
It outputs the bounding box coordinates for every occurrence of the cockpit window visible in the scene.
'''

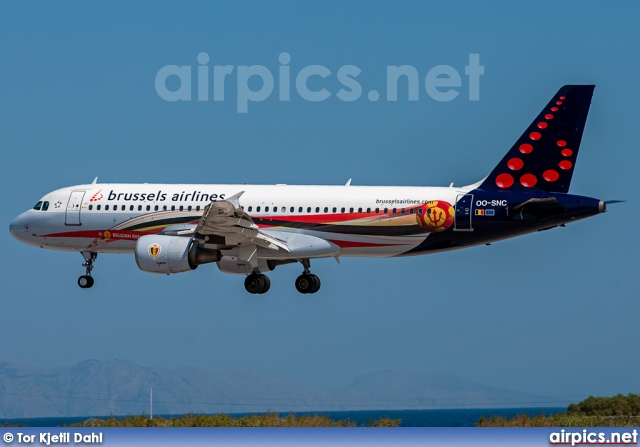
[42,201,50,211]
[33,201,43,210]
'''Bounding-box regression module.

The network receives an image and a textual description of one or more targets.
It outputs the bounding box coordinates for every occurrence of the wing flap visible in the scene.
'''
[194,193,289,252]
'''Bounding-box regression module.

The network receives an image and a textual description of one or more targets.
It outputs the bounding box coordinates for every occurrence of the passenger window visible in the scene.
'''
[188,205,192,211]
[332,207,337,213]
[410,209,414,214]
[130,205,134,211]
[401,208,405,214]
[257,206,261,212]
[307,207,311,213]
[375,208,379,214]
[315,207,319,213]
[418,208,423,214]
[121,205,126,211]
[179,206,183,211]
[97,205,101,210]
[196,205,200,211]
[114,206,118,211]
[155,205,159,211]
[358,207,362,213]
[248,206,253,212]
[265,206,269,212]
[146,205,151,211]
[138,205,142,211]
[324,207,328,213]
[367,208,371,213]
[384,208,388,213]
[298,207,302,213]
[171,205,175,211]
[392,208,396,213]
[33,201,43,210]
[42,201,49,211]
[89,205,93,210]
[105,205,109,211]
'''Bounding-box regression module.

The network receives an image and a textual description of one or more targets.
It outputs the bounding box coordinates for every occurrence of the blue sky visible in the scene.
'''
[1,1,638,405]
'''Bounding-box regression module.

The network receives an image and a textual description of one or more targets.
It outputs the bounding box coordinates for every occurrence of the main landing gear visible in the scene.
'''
[295,259,321,294]
[243,259,321,295]
[244,273,271,294]
[78,252,96,289]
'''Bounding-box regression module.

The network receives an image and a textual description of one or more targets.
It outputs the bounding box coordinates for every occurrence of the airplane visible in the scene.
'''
[10,85,607,294]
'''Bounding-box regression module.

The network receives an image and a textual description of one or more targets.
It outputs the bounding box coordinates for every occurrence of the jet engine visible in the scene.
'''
[135,235,219,274]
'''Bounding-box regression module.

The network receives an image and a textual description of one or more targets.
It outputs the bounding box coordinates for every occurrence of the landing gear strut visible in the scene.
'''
[244,272,271,294]
[78,252,96,289]
[295,259,320,294]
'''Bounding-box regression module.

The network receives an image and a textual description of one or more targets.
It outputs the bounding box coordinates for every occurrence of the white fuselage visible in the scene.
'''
[10,183,470,259]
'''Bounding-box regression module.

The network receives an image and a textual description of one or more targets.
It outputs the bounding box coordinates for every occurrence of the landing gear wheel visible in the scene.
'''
[79,252,97,289]
[245,273,270,294]
[308,274,321,294]
[259,275,271,294]
[78,275,94,289]
[295,274,315,294]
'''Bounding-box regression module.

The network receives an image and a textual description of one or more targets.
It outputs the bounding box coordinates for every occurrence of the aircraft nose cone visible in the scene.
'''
[9,212,31,242]
[9,217,20,239]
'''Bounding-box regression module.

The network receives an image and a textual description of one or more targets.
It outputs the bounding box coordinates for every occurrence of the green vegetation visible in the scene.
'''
[68,412,401,427]
[477,394,640,427]
[568,393,640,417]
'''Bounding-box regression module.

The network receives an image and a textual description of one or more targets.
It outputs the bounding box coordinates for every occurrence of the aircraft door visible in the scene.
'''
[454,194,474,231]
[65,190,85,226]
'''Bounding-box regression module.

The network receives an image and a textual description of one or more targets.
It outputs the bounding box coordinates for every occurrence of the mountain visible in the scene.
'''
[0,360,542,418]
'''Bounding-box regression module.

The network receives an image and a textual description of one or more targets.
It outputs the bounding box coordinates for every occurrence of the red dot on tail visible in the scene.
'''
[495,173,514,188]
[559,96,565,100]
[551,107,558,112]
[559,160,572,170]
[507,158,524,170]
[519,143,533,154]
[556,101,563,105]
[529,132,541,140]
[543,170,559,182]
[520,174,538,187]
[537,122,548,129]
[561,149,573,157]
[557,140,567,147]
[545,114,554,120]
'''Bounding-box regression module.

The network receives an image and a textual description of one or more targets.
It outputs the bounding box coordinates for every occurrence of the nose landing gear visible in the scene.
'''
[78,252,96,289]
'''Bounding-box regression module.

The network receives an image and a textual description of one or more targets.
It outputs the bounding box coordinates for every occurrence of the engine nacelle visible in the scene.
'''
[135,235,219,274]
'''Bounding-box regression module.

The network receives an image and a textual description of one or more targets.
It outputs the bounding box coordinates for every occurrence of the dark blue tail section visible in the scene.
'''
[479,85,595,193]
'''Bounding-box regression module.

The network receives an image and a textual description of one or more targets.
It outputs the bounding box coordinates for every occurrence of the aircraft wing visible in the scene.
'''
[194,192,290,252]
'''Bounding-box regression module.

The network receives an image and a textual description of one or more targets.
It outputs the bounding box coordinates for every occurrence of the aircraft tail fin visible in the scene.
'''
[479,85,595,193]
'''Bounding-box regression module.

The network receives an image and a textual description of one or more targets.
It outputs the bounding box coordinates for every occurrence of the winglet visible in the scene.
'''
[345,178,352,186]
[226,191,245,209]
[92,177,98,185]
